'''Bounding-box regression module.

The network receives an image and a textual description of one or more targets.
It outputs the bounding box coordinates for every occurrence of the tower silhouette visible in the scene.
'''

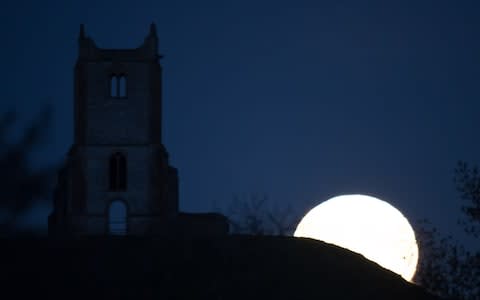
[48,24,181,236]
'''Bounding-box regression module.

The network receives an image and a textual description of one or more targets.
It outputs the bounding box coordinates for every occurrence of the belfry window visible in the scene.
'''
[109,152,127,191]
[110,75,127,98]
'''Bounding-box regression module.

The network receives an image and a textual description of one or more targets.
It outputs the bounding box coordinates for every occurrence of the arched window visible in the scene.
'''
[119,76,127,98]
[109,152,127,191]
[110,76,118,97]
[108,200,127,235]
[109,74,127,98]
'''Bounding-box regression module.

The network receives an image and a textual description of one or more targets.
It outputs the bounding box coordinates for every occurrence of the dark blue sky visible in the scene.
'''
[2,1,480,238]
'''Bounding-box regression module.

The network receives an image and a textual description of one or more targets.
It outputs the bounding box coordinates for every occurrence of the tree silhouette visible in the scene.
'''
[414,220,479,300]
[0,107,58,235]
[454,161,480,239]
[413,161,480,300]
[224,193,301,236]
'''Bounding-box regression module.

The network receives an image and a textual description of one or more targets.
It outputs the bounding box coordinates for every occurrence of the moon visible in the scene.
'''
[294,194,418,282]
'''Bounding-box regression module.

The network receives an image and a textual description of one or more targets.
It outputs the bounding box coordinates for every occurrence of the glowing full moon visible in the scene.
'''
[294,194,418,281]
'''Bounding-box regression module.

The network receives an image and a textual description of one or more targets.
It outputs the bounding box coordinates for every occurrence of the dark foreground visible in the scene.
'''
[0,235,438,299]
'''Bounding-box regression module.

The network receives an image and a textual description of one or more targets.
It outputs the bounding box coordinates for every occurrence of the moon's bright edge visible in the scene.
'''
[294,194,419,282]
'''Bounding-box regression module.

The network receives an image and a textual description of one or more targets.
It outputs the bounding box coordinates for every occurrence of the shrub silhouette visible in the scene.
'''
[0,106,57,235]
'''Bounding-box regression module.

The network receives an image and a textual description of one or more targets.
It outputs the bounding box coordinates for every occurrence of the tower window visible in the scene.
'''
[110,75,127,98]
[109,152,127,191]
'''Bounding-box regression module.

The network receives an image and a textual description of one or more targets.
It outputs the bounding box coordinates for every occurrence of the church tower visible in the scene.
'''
[48,24,179,236]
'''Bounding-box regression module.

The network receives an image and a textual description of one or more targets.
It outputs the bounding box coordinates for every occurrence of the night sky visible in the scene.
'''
[2,1,480,240]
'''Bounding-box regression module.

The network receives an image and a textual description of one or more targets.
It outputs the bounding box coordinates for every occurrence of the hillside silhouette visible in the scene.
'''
[1,235,440,299]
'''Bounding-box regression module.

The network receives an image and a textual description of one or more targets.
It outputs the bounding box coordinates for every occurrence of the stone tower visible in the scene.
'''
[48,24,179,236]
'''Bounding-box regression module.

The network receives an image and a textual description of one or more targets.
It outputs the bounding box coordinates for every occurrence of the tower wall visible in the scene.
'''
[80,62,160,145]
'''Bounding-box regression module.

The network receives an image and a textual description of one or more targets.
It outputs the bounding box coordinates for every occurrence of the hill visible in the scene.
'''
[0,235,440,299]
